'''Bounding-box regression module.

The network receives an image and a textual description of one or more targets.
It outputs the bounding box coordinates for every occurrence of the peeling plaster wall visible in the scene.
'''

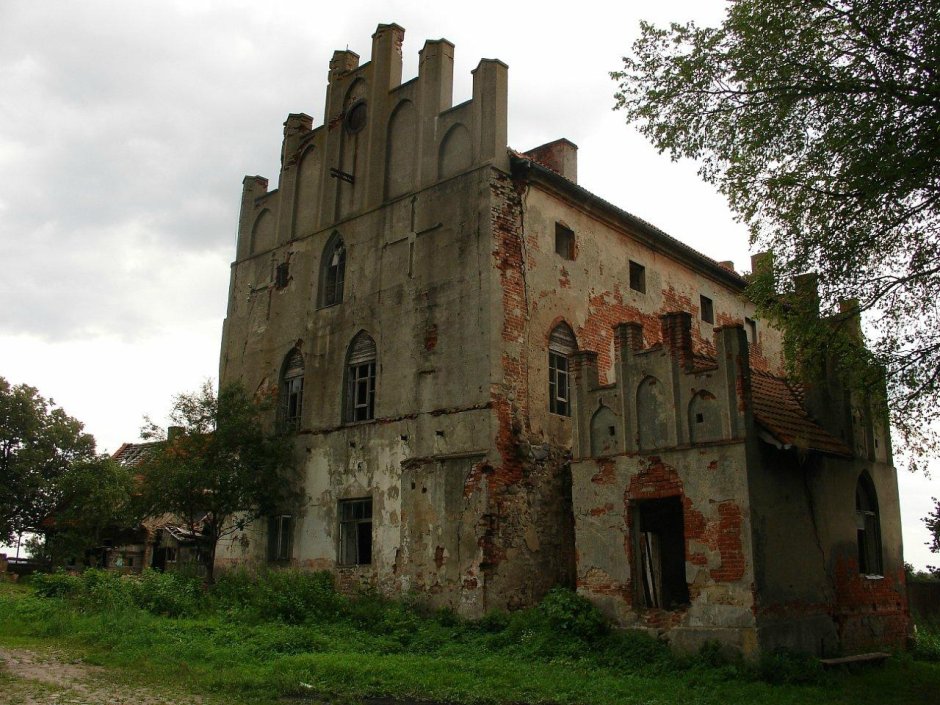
[573,447,759,655]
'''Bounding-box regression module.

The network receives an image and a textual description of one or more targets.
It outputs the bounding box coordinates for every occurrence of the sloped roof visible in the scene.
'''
[111,441,159,467]
[750,370,852,457]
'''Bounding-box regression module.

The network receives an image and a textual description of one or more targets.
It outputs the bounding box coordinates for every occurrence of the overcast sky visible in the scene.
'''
[1,0,937,568]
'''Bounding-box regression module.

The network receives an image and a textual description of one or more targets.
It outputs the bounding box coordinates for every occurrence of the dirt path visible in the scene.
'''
[0,648,204,705]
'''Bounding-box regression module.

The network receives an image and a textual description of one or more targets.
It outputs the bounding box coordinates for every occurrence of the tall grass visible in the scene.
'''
[4,570,939,705]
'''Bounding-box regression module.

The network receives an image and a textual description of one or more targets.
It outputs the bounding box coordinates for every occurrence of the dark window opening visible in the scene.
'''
[339,497,372,565]
[634,496,690,609]
[346,332,377,423]
[280,348,304,429]
[268,514,293,562]
[344,101,367,134]
[275,262,290,289]
[695,413,704,423]
[629,260,646,293]
[555,223,575,260]
[856,473,883,575]
[320,235,346,307]
[700,295,714,324]
[548,324,577,416]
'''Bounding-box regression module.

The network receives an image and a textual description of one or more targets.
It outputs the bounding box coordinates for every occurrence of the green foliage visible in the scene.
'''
[138,382,303,582]
[757,647,825,685]
[0,376,97,543]
[613,0,940,461]
[912,620,940,662]
[30,569,82,598]
[212,568,343,624]
[130,568,203,617]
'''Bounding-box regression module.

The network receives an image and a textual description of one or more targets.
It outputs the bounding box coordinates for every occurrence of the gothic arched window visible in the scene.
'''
[280,347,304,428]
[319,233,346,307]
[345,332,376,423]
[548,323,577,416]
[856,472,883,575]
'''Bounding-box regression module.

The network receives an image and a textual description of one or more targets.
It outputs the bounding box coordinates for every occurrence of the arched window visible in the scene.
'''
[548,323,577,416]
[345,332,376,422]
[856,472,883,575]
[319,233,346,307]
[280,347,304,428]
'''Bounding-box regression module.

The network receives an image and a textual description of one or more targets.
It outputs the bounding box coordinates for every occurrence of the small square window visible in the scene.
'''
[555,223,575,260]
[338,498,373,566]
[275,262,290,289]
[629,260,646,293]
[700,295,714,324]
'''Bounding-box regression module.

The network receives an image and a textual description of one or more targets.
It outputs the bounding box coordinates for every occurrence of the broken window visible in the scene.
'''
[548,323,577,416]
[700,294,714,324]
[275,262,290,289]
[345,331,376,422]
[338,497,373,565]
[279,347,304,429]
[268,514,293,563]
[555,223,575,260]
[856,472,883,575]
[629,260,646,293]
[319,233,346,307]
[633,496,690,609]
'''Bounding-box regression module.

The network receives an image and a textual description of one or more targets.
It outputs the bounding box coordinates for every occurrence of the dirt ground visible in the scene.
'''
[0,648,205,705]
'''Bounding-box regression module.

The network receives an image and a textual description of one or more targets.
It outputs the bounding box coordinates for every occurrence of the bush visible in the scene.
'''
[756,647,824,685]
[130,569,203,617]
[912,620,940,662]
[31,570,82,598]
[212,568,344,624]
[536,586,608,640]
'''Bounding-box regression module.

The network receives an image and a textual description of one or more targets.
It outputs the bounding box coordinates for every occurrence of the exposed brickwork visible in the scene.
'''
[833,554,909,651]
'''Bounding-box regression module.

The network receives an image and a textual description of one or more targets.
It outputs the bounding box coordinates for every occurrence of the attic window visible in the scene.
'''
[345,101,367,134]
[700,295,714,324]
[629,260,646,293]
[555,223,575,260]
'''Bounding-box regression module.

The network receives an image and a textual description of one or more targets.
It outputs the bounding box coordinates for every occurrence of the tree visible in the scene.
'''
[926,498,940,575]
[613,0,940,462]
[0,376,96,545]
[138,381,302,582]
[32,455,139,565]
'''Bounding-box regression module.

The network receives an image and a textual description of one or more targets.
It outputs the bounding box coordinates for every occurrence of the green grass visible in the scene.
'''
[2,574,940,705]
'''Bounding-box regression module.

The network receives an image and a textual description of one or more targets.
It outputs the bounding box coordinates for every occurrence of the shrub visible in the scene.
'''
[130,569,203,617]
[756,647,824,685]
[74,568,134,611]
[31,570,82,598]
[536,586,608,640]
[912,620,940,662]
[212,568,344,624]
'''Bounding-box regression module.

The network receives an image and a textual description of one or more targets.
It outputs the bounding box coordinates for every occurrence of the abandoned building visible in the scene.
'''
[214,23,907,656]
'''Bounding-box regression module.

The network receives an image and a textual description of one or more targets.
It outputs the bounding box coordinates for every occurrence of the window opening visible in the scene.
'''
[634,496,690,609]
[320,235,346,307]
[745,317,757,344]
[344,101,367,134]
[554,223,575,260]
[275,262,289,289]
[548,324,577,416]
[856,473,883,575]
[338,497,373,565]
[280,348,304,429]
[346,333,376,422]
[629,260,646,293]
[700,295,714,324]
[268,514,293,562]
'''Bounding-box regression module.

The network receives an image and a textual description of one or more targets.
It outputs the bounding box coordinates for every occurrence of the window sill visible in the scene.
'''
[862,573,885,580]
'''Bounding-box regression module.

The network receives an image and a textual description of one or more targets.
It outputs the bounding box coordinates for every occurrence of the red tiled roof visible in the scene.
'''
[750,371,852,457]
[111,441,159,467]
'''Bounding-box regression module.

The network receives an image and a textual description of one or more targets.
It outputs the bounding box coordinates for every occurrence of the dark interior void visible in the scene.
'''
[634,496,690,609]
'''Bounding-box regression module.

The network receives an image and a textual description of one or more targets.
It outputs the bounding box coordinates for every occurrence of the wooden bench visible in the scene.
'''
[820,652,890,669]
